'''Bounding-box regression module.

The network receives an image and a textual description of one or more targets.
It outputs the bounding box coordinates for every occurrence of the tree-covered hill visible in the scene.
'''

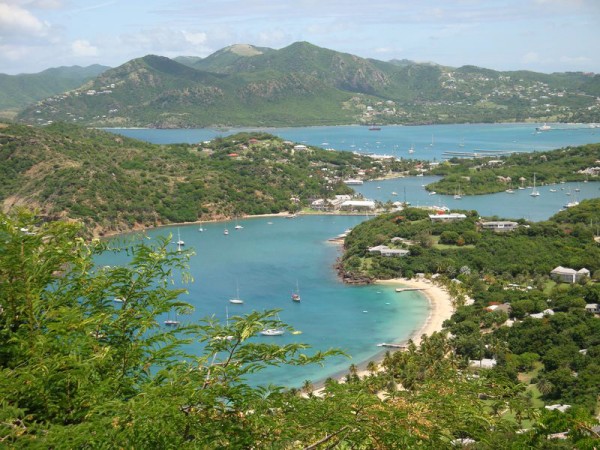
[340,199,600,282]
[14,42,600,128]
[0,65,109,117]
[2,208,598,447]
[427,143,600,195]
[0,122,381,236]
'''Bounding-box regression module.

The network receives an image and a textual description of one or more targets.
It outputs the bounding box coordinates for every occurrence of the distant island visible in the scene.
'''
[3,41,599,128]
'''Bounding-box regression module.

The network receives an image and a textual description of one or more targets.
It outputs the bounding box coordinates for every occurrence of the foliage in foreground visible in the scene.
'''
[1,209,598,448]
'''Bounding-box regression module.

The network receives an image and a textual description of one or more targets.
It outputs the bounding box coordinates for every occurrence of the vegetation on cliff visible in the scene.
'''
[2,208,598,447]
[0,122,391,236]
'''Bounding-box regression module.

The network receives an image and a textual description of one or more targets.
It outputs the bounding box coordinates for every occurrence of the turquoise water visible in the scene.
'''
[106,122,600,162]
[354,176,600,222]
[97,215,430,388]
[98,124,600,388]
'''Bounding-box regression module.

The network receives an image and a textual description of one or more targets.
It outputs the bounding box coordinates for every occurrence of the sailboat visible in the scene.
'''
[530,173,540,197]
[453,184,462,200]
[229,284,243,304]
[292,281,301,302]
[260,314,285,336]
[234,218,243,230]
[176,229,185,246]
[164,311,180,327]
[198,222,204,232]
[408,144,415,154]
[430,134,434,147]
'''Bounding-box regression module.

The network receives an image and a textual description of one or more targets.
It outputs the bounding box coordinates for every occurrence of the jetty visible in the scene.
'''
[377,343,407,349]
[395,287,425,292]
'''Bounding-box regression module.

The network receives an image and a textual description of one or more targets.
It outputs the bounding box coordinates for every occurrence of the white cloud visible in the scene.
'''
[0,2,49,38]
[521,51,541,64]
[183,31,207,46]
[71,39,98,57]
[558,55,592,64]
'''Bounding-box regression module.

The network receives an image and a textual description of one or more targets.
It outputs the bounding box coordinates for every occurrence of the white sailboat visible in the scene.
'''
[229,284,243,304]
[176,229,185,246]
[260,314,285,336]
[454,184,462,200]
[292,281,301,302]
[164,311,180,327]
[530,173,540,197]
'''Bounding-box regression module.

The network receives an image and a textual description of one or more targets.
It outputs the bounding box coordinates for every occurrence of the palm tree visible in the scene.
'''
[302,379,314,396]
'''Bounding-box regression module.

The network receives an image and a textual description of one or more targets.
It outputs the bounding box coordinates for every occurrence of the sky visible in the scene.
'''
[1,0,599,75]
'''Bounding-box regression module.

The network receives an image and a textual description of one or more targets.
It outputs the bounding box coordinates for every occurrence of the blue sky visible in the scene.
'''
[1,0,598,75]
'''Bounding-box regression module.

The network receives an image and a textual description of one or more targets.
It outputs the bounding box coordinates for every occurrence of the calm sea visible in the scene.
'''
[100,124,600,387]
[106,122,600,162]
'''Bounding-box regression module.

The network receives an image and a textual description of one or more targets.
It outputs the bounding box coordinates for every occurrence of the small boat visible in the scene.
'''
[429,191,437,196]
[113,297,125,303]
[234,224,243,230]
[391,191,398,196]
[505,188,514,194]
[176,229,185,246]
[408,145,415,154]
[368,125,381,131]
[549,188,557,192]
[454,184,462,200]
[530,173,540,197]
[292,281,301,302]
[163,319,180,327]
[536,123,551,132]
[223,229,229,235]
[564,201,579,208]
[229,284,243,304]
[260,328,285,336]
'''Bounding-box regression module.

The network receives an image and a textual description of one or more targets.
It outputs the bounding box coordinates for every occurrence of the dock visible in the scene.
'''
[377,343,407,349]
[395,287,425,292]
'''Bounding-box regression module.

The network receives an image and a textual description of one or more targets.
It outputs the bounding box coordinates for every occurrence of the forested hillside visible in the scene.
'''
[0,122,384,236]
[1,207,598,447]
[15,42,600,128]
[428,143,600,195]
[0,65,108,117]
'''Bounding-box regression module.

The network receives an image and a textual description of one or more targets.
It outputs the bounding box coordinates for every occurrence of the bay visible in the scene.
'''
[98,123,600,388]
[97,215,430,388]
[106,122,600,162]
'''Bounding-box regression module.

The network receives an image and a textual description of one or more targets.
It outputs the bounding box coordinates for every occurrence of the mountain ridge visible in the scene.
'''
[11,41,600,127]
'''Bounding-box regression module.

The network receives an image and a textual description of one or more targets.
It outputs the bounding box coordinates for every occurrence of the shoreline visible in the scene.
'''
[310,277,454,392]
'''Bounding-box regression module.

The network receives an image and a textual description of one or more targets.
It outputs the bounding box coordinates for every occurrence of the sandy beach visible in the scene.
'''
[306,277,455,394]
[374,277,455,346]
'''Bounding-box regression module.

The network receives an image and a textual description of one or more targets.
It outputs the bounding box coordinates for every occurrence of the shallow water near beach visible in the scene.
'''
[98,123,600,387]
[97,215,431,387]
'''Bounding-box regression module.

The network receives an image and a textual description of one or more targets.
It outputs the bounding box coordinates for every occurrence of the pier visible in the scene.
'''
[377,343,407,349]
[395,287,425,292]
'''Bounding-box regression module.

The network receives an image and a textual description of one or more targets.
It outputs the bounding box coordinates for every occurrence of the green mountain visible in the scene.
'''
[15,42,600,127]
[0,121,381,236]
[0,65,109,116]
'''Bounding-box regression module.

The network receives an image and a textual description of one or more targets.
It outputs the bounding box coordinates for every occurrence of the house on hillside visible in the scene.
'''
[479,221,519,232]
[367,245,409,257]
[340,200,375,211]
[585,303,599,314]
[428,213,467,223]
[550,266,590,284]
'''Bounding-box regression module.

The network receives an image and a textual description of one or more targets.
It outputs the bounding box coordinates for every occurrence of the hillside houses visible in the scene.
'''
[550,266,590,284]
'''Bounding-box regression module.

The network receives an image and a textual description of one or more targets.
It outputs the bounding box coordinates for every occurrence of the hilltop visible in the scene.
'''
[0,65,109,119]
[0,122,393,236]
[12,42,600,128]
